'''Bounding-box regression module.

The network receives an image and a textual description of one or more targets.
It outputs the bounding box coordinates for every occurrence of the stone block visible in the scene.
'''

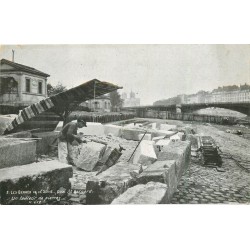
[170,134,181,142]
[160,124,177,131]
[58,141,68,164]
[124,123,136,128]
[138,133,151,141]
[122,128,145,141]
[54,121,64,132]
[157,141,191,181]
[134,123,143,128]
[103,124,122,137]
[0,138,36,169]
[152,136,165,143]
[5,131,32,138]
[111,182,169,204]
[74,141,106,171]
[85,161,142,204]
[156,139,171,147]
[154,139,171,155]
[177,132,186,141]
[100,145,116,164]
[183,126,197,135]
[151,123,157,129]
[32,131,58,155]
[78,122,105,136]
[151,130,176,138]
[133,140,157,165]
[0,160,73,205]
[137,160,177,200]
[186,134,199,149]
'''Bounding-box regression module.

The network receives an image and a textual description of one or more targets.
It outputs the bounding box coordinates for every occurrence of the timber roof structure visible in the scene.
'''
[4,79,122,134]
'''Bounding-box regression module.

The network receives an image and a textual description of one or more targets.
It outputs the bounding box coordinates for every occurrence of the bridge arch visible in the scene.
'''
[180,103,250,116]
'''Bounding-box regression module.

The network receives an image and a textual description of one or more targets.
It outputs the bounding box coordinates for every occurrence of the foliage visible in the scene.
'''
[109,90,123,110]
[47,83,67,96]
[154,95,182,106]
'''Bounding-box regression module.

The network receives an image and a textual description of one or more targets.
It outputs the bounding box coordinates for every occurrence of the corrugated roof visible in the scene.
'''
[0,59,50,77]
[4,79,122,134]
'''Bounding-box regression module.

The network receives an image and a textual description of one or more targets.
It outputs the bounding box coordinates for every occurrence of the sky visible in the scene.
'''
[0,44,249,105]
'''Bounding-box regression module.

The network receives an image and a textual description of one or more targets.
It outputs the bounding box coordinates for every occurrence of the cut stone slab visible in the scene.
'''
[160,124,177,131]
[157,141,191,181]
[133,140,157,165]
[177,132,185,141]
[138,133,151,141]
[137,160,177,201]
[111,182,169,204]
[0,160,73,205]
[100,145,116,164]
[134,123,143,128]
[186,134,199,149]
[183,126,197,135]
[32,131,58,154]
[151,130,176,138]
[85,161,142,204]
[103,124,123,137]
[54,121,64,132]
[0,138,36,169]
[78,122,105,136]
[156,139,171,147]
[154,139,172,155]
[170,134,181,142]
[152,136,165,143]
[151,123,157,129]
[5,131,32,138]
[74,141,106,171]
[122,128,145,141]
[58,141,68,164]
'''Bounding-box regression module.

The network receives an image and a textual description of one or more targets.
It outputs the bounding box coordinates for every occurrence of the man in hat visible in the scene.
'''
[58,118,87,165]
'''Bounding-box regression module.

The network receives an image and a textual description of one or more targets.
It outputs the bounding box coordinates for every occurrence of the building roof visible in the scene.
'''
[4,79,122,134]
[0,58,50,77]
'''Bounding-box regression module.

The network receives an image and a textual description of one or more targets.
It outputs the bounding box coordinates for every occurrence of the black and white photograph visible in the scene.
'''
[0,44,249,205]
[1,1,250,250]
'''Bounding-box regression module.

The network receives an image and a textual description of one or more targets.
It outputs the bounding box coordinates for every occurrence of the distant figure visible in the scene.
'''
[58,118,87,165]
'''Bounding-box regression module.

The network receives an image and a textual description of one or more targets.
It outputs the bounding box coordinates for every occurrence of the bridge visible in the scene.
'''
[122,101,250,116]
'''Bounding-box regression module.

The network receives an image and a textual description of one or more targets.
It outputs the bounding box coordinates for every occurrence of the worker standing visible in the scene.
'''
[58,118,87,165]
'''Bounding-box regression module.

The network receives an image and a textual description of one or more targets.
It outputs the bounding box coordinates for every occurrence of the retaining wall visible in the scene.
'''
[136,110,237,124]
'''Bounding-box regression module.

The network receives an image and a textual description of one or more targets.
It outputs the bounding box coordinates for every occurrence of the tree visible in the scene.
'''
[109,90,123,111]
[47,83,67,97]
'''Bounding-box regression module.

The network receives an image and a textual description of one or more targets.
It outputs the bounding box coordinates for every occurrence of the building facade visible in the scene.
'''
[0,59,50,106]
[182,89,250,104]
[80,95,111,112]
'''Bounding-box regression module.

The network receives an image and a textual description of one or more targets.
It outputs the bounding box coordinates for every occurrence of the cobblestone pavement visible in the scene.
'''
[171,124,250,204]
[171,161,250,204]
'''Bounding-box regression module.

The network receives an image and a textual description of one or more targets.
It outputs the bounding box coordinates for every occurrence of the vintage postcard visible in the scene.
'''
[0,44,249,205]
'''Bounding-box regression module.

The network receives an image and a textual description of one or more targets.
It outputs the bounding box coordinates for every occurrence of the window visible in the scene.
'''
[38,81,43,94]
[94,101,99,109]
[26,78,31,92]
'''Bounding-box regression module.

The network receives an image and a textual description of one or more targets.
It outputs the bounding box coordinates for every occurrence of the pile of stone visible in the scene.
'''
[57,121,192,204]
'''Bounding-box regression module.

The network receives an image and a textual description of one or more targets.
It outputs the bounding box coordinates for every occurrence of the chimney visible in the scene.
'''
[12,50,15,62]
